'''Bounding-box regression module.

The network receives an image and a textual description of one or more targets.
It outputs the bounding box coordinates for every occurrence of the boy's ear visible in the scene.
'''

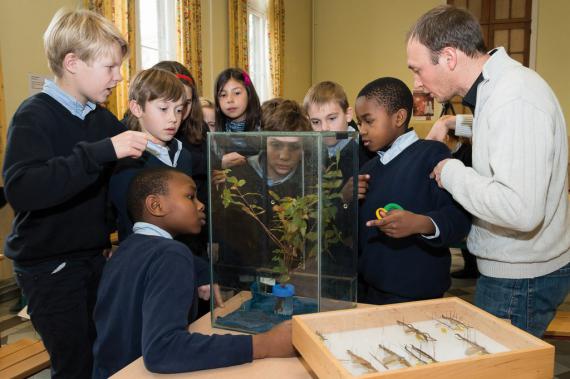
[129,100,144,118]
[145,194,167,217]
[394,108,408,128]
[345,106,354,123]
[62,52,80,74]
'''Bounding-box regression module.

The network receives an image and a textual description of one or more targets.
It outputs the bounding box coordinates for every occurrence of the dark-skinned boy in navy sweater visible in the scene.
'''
[92,168,294,377]
[355,77,471,305]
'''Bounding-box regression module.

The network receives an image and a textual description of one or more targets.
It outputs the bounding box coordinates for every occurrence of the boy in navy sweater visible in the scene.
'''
[355,77,471,305]
[2,9,154,378]
[93,168,294,377]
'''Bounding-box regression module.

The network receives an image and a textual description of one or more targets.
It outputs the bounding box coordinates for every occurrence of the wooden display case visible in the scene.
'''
[292,297,554,378]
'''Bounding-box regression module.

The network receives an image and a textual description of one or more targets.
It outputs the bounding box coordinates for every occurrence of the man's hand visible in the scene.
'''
[341,174,370,203]
[221,152,247,169]
[111,130,158,159]
[429,158,451,188]
[426,115,456,142]
[366,210,435,238]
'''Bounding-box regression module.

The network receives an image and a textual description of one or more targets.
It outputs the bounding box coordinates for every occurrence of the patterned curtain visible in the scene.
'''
[267,0,284,97]
[228,0,248,70]
[176,0,203,92]
[0,48,6,170]
[85,0,136,119]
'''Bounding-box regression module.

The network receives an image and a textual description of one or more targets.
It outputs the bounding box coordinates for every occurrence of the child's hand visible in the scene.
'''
[111,131,160,159]
[221,152,247,169]
[341,174,370,203]
[366,210,435,238]
[252,320,295,359]
[196,284,225,308]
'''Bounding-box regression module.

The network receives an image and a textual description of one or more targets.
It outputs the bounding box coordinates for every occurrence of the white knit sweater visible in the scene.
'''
[441,47,570,279]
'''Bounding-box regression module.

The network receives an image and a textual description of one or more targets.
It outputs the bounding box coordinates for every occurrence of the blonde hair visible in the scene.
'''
[125,69,187,131]
[44,8,128,77]
[303,81,349,113]
[200,97,214,109]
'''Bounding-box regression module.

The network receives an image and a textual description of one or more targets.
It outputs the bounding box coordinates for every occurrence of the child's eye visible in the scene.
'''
[160,107,167,111]
[187,194,195,200]
[328,116,337,122]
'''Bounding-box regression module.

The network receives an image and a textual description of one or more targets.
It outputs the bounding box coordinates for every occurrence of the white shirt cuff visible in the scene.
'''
[455,114,473,138]
[421,217,440,239]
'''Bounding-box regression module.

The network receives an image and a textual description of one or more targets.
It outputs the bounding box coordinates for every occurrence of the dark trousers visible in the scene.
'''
[14,254,105,379]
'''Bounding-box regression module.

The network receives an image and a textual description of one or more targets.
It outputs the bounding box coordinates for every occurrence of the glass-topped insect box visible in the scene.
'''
[208,131,359,333]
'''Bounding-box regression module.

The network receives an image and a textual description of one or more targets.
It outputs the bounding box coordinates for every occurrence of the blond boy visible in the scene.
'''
[3,9,154,377]
[303,81,372,201]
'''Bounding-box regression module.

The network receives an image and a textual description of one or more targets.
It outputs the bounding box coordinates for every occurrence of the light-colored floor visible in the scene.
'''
[0,249,568,378]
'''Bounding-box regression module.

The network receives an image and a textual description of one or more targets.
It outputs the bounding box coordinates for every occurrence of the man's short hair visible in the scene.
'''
[262,100,311,132]
[127,168,179,223]
[407,5,486,64]
[303,81,349,113]
[357,77,413,128]
[44,8,128,77]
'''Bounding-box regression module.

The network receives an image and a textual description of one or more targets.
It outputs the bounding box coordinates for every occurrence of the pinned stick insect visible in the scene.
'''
[455,333,490,356]
[404,344,438,365]
[346,350,377,373]
[397,321,437,342]
[373,344,411,369]
[440,315,470,332]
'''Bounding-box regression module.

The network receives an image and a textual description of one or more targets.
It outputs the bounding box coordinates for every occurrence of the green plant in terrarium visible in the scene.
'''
[219,153,345,285]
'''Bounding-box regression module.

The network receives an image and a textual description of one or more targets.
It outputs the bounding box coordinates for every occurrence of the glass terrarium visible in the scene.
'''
[208,131,359,334]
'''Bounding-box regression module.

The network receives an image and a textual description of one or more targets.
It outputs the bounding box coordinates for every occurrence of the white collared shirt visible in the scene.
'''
[145,139,182,167]
[42,79,96,120]
[132,222,172,239]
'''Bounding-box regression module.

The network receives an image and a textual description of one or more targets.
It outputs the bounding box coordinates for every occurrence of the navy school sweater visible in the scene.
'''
[92,234,253,377]
[358,140,471,300]
[2,93,125,264]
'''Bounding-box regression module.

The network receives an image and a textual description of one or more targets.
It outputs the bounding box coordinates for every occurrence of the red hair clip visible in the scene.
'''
[242,71,252,86]
[176,73,193,84]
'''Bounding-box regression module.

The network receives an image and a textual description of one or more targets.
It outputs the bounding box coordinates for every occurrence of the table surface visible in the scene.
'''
[111,292,320,378]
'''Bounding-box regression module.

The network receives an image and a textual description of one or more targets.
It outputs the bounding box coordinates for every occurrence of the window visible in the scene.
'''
[137,0,177,69]
[248,0,272,102]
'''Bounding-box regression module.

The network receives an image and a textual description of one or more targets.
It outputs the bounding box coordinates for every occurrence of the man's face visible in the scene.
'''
[266,137,303,180]
[406,39,456,103]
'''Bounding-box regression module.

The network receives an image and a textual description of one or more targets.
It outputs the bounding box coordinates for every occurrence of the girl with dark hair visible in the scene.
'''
[214,68,262,168]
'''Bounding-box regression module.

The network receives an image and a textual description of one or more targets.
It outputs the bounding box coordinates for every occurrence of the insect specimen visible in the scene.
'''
[346,350,377,373]
[397,320,437,342]
[455,333,489,356]
[375,344,411,368]
[404,344,438,364]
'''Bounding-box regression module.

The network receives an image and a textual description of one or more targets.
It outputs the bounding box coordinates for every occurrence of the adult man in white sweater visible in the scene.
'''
[406,5,570,337]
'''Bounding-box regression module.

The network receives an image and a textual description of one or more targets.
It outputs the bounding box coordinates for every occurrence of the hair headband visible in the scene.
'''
[176,73,193,84]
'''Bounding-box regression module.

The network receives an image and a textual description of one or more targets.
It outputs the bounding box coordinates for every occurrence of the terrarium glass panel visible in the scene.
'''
[208,132,359,334]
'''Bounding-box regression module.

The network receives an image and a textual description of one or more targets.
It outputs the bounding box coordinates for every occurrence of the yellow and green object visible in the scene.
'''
[375,203,404,220]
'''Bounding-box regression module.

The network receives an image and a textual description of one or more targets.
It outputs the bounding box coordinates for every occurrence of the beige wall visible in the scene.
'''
[535,0,570,135]
[0,0,81,124]
[312,0,444,135]
[282,0,312,102]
